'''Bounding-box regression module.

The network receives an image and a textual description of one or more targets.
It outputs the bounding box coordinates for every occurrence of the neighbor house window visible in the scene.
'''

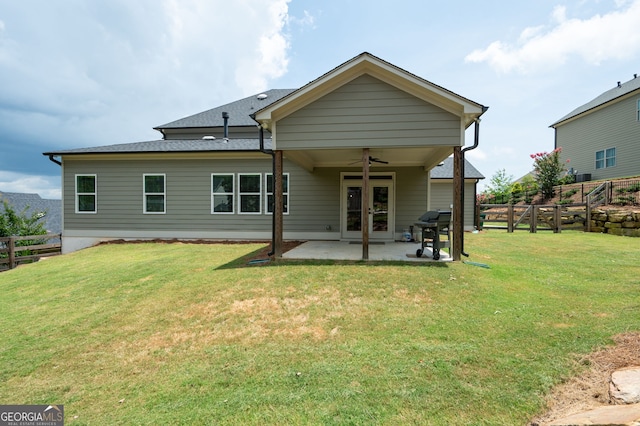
[143,174,166,213]
[211,173,234,214]
[238,173,261,214]
[265,173,289,214]
[637,99,640,121]
[595,148,616,169]
[75,174,97,213]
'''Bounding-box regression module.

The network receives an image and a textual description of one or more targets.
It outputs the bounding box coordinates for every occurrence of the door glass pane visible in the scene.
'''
[372,186,388,232]
[346,186,361,232]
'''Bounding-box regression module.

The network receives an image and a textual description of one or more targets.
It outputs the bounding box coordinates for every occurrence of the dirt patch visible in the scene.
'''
[529,332,640,425]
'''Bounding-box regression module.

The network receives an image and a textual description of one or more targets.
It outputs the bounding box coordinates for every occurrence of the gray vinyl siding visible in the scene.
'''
[430,180,477,229]
[62,157,432,237]
[64,158,284,232]
[62,158,351,234]
[276,74,461,149]
[395,167,429,232]
[556,94,640,180]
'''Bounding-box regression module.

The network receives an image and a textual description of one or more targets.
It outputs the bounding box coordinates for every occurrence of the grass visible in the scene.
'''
[0,233,639,425]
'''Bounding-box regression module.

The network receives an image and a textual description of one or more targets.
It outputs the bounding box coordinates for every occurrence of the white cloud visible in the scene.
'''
[465,0,640,73]
[0,0,300,149]
[0,171,61,199]
[234,0,292,94]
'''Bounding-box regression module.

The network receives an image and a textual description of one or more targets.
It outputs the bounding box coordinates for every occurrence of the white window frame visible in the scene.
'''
[605,147,616,168]
[211,173,234,214]
[75,174,97,214]
[595,150,605,169]
[143,173,166,214]
[265,173,290,215]
[596,148,616,169]
[238,173,262,214]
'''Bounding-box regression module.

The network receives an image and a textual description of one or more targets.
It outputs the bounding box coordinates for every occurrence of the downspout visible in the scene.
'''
[258,124,277,257]
[48,155,62,166]
[459,118,481,257]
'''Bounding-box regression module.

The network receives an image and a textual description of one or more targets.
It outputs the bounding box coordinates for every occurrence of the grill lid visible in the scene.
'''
[418,210,451,223]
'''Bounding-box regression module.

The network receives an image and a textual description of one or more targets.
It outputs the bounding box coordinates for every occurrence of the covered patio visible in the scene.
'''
[282,240,451,262]
[252,54,487,262]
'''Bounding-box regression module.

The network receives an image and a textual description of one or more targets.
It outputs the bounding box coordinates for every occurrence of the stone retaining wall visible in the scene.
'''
[590,209,640,237]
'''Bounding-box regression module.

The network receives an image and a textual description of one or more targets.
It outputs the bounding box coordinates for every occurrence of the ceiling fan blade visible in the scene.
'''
[348,157,388,165]
[370,157,389,164]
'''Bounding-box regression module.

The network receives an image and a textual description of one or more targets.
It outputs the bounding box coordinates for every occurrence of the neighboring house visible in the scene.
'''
[44,52,487,258]
[550,74,640,182]
[0,191,62,235]
[430,156,484,221]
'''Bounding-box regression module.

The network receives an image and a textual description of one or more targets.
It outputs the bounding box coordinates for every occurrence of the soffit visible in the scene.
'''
[283,146,453,172]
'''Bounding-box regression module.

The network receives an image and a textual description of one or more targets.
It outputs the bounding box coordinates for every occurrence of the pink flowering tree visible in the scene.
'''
[530,148,566,200]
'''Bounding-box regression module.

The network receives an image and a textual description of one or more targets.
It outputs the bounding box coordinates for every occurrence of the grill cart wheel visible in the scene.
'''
[433,251,440,260]
[416,249,423,258]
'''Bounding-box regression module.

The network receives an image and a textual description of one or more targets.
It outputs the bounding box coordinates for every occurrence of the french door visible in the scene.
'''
[341,175,394,241]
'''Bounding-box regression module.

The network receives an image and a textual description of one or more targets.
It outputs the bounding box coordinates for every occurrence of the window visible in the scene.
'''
[211,174,234,214]
[265,173,289,214]
[238,173,261,214]
[144,174,166,213]
[595,148,616,169]
[75,174,97,213]
[637,99,640,122]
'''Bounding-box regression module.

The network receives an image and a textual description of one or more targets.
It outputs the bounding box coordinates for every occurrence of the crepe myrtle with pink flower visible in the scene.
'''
[530,147,570,200]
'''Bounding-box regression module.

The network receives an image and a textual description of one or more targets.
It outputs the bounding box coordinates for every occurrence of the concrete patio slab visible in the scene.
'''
[282,241,452,262]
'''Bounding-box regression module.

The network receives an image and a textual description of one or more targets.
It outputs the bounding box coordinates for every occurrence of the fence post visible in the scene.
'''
[530,205,538,233]
[554,205,561,233]
[9,236,16,269]
[507,205,514,233]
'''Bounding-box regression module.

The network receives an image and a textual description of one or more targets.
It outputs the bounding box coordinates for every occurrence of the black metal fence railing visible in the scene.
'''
[479,178,640,207]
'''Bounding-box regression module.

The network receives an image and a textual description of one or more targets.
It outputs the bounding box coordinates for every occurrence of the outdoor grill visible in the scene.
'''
[414,210,451,260]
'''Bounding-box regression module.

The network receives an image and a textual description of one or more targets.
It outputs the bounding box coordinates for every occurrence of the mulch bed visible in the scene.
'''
[529,332,640,425]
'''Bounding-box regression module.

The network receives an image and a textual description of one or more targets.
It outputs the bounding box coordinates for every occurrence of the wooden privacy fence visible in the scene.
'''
[0,234,61,271]
[479,204,587,233]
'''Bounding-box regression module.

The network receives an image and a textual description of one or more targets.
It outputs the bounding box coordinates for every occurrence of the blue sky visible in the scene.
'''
[1,0,639,199]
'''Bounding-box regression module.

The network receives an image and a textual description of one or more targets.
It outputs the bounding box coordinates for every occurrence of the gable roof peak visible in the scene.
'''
[254,52,486,129]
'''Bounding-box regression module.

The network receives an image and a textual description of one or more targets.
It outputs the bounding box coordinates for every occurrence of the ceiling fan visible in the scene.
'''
[349,157,389,165]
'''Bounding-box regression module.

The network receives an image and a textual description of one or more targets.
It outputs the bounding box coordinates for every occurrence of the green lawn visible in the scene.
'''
[0,232,639,425]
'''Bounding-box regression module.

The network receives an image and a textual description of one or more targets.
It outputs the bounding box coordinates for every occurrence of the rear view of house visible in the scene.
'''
[44,52,487,259]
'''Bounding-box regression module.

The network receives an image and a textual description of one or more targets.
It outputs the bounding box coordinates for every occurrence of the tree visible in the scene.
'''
[0,200,47,237]
[530,148,566,200]
[483,169,514,203]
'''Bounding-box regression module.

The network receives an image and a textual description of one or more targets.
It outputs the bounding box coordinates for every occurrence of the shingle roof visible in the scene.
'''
[0,191,62,234]
[430,157,484,179]
[43,138,271,155]
[550,75,640,127]
[155,89,297,129]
